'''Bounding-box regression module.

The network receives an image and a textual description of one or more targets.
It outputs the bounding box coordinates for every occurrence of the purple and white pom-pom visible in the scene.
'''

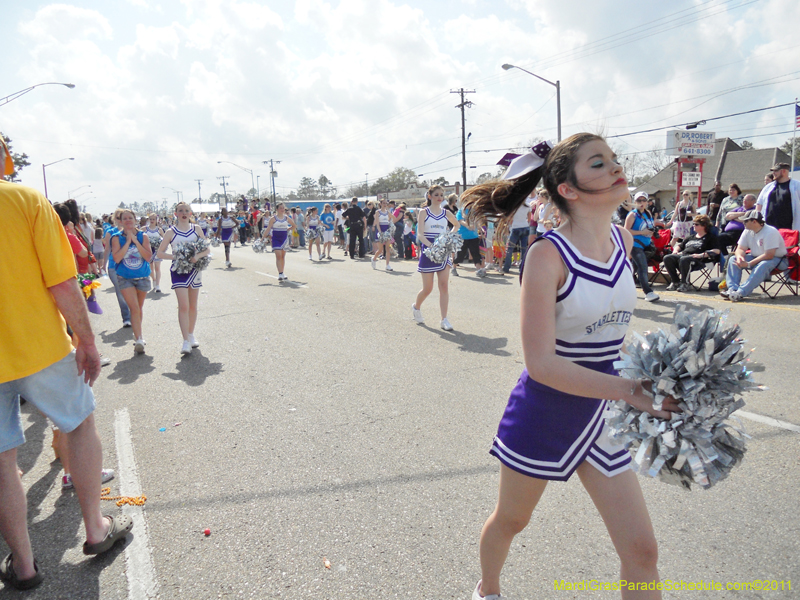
[376,223,396,244]
[171,238,211,274]
[306,228,322,240]
[251,238,267,253]
[606,305,762,490]
[423,231,463,263]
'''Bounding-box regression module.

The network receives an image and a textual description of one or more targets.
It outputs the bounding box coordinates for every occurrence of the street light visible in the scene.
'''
[73,190,93,200]
[502,63,561,142]
[217,161,255,196]
[68,184,91,198]
[1,82,76,107]
[42,157,75,198]
[162,187,183,202]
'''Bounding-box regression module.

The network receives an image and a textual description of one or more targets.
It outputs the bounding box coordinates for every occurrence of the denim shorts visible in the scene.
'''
[118,276,152,292]
[0,351,96,453]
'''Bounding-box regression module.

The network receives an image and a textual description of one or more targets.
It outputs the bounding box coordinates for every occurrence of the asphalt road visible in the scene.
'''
[5,241,799,600]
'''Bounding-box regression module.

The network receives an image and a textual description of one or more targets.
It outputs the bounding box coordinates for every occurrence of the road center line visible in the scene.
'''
[114,408,159,599]
[255,271,308,288]
[734,409,800,433]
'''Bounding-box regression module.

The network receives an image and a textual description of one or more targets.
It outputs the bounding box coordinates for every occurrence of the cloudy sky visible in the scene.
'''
[2,0,799,213]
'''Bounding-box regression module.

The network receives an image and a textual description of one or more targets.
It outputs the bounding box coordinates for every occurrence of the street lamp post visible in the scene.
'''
[42,157,75,198]
[256,175,261,202]
[73,190,93,200]
[162,187,182,203]
[68,184,91,198]
[1,82,75,107]
[502,63,561,142]
[365,173,368,202]
[217,161,255,197]
[262,159,281,206]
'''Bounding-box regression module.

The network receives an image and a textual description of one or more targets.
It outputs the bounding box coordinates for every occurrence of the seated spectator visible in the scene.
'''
[723,210,788,302]
[715,184,743,230]
[662,214,719,292]
[717,194,756,265]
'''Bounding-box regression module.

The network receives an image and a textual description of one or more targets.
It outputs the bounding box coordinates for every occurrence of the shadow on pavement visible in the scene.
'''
[99,328,134,349]
[421,325,510,356]
[162,350,223,386]
[106,354,156,385]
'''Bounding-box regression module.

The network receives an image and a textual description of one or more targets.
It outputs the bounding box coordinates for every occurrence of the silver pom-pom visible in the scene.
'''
[251,239,267,253]
[209,236,220,247]
[306,228,323,240]
[147,233,163,254]
[171,238,211,274]
[423,231,463,263]
[607,305,762,490]
[376,223,396,244]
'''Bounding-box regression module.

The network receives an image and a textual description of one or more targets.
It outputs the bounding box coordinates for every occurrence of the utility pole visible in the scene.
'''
[262,159,281,206]
[195,179,203,202]
[217,176,229,211]
[451,88,475,191]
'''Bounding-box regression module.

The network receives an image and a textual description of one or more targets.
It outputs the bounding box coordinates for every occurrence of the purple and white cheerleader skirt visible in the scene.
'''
[417,236,452,273]
[220,227,235,243]
[489,362,631,481]
[271,230,289,250]
[171,268,202,289]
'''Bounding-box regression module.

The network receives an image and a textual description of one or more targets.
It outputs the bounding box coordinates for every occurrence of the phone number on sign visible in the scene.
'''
[554,579,791,592]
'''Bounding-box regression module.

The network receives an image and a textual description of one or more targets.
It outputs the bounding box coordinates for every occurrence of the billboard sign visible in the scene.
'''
[681,172,702,188]
[666,130,716,156]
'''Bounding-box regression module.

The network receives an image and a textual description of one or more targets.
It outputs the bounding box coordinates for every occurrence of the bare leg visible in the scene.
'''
[385,242,391,267]
[415,272,435,310]
[187,287,200,335]
[437,266,450,318]
[174,287,191,340]
[64,414,109,546]
[576,463,661,599]
[153,261,161,288]
[478,465,548,597]
[276,250,286,273]
[0,448,37,579]
[120,287,142,340]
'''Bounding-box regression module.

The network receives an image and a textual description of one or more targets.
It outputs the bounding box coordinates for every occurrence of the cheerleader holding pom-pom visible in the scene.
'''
[463,136,681,600]
[306,206,323,261]
[143,212,165,293]
[157,202,211,356]
[261,202,296,282]
[411,185,461,331]
[371,198,402,272]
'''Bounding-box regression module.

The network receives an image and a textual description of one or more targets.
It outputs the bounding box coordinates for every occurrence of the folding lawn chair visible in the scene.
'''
[647,228,672,285]
[759,229,799,299]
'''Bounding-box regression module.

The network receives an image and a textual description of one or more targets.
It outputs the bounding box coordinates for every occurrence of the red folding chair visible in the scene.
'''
[759,229,799,298]
[647,228,672,285]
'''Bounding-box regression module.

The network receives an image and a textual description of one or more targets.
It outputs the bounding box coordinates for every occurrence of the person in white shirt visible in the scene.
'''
[723,210,788,302]
[502,197,532,273]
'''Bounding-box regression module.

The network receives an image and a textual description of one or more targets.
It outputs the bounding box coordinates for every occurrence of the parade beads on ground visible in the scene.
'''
[376,223,396,244]
[251,239,267,253]
[172,239,211,274]
[423,231,463,263]
[607,305,762,490]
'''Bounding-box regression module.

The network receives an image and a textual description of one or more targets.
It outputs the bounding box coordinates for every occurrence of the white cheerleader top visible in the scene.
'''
[377,210,391,226]
[537,226,635,367]
[422,207,448,240]
[272,216,290,231]
[307,216,320,227]
[170,224,200,251]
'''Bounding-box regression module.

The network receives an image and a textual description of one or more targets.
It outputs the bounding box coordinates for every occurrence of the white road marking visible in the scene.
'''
[115,408,159,599]
[255,271,308,288]
[734,409,800,433]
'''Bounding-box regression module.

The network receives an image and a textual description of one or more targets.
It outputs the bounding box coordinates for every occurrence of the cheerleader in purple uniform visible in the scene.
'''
[216,208,238,268]
[463,136,680,600]
[143,213,164,293]
[411,185,460,331]
[306,206,323,261]
[261,202,295,282]
[371,198,402,272]
[157,202,211,355]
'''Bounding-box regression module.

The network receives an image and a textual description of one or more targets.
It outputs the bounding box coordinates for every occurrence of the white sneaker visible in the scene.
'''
[386,265,393,272]
[412,304,424,324]
[181,340,192,355]
[134,339,146,354]
[371,257,377,270]
[189,334,199,348]
[729,290,743,302]
[308,255,313,260]
[472,580,504,600]
[476,268,486,278]
[440,317,453,331]
[644,292,660,302]
[154,286,161,293]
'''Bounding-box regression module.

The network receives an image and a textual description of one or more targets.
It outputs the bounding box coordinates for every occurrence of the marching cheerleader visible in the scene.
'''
[216,208,238,268]
[198,215,210,238]
[371,198,401,271]
[261,202,295,281]
[320,203,336,259]
[143,212,165,293]
[411,185,461,330]
[157,202,210,355]
[306,206,323,261]
[463,136,679,600]
[111,209,152,354]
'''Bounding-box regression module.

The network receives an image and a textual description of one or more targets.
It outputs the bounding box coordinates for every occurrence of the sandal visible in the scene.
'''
[0,553,43,591]
[83,515,134,555]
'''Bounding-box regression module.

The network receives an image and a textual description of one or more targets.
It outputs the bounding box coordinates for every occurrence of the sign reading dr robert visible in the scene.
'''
[666,130,716,156]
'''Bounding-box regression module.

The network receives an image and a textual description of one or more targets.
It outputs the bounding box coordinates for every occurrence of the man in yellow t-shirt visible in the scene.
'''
[0,140,132,590]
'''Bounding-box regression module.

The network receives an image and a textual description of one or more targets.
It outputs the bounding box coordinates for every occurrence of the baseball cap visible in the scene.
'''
[770,162,790,172]
[633,192,648,201]
[740,209,764,223]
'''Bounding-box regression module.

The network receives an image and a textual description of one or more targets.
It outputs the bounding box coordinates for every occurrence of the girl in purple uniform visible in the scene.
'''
[463,136,679,600]
[261,202,296,282]
[157,202,211,355]
[411,185,460,331]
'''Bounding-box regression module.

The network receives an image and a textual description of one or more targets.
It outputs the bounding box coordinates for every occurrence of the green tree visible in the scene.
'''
[1,133,31,182]
[780,138,799,165]
[318,174,336,199]
[739,140,755,150]
[475,172,495,184]
[296,177,319,199]
[371,167,418,194]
